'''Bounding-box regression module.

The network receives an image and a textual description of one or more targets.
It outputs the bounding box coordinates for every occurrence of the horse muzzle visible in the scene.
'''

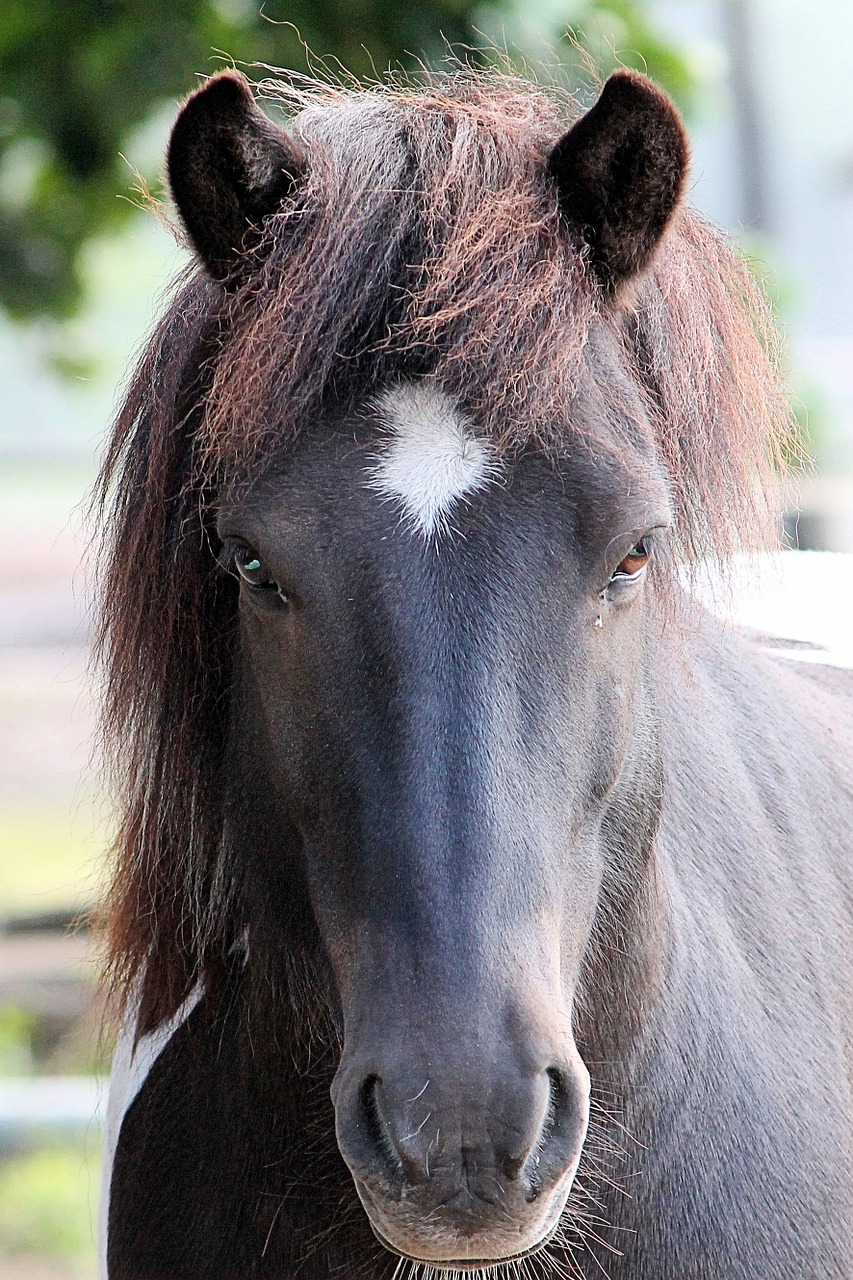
[332,1050,590,1266]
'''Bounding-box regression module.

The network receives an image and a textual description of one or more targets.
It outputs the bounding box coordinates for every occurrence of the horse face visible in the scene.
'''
[219,373,670,1267]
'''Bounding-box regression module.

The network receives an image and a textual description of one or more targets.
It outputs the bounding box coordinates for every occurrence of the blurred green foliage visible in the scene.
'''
[0,1000,111,1079]
[0,0,699,323]
[0,1005,37,1074]
[0,0,483,321]
[737,234,827,459]
[565,0,702,117]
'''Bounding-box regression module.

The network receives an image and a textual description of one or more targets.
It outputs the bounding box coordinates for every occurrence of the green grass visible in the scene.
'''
[0,805,106,1277]
[0,1144,100,1277]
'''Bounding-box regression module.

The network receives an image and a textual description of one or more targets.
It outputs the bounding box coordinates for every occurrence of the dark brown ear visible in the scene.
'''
[547,71,688,292]
[167,70,305,282]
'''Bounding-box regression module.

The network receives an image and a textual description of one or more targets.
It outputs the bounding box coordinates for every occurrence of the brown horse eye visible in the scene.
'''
[613,539,651,579]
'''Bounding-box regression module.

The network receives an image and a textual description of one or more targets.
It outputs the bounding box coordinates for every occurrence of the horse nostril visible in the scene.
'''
[545,1065,567,1126]
[359,1074,383,1149]
[359,1074,406,1183]
[510,1067,568,1197]
[351,1062,586,1204]
[502,1151,526,1181]
[360,1075,393,1164]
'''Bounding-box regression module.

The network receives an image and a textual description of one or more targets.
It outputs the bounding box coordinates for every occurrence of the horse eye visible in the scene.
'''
[233,545,281,594]
[612,538,651,581]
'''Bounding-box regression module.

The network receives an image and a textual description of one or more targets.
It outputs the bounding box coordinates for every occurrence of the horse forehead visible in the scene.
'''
[366,382,502,537]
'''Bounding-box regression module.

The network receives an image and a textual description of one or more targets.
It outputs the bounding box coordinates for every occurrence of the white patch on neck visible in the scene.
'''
[98,979,203,1278]
[368,382,500,537]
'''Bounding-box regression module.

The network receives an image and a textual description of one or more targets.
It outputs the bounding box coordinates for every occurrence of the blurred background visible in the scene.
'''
[1,1,851,1275]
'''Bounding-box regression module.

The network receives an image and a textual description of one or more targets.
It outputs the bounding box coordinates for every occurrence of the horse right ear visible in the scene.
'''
[167,70,305,283]
[547,71,688,293]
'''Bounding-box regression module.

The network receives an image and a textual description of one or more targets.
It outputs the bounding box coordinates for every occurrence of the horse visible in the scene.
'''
[95,66,853,1279]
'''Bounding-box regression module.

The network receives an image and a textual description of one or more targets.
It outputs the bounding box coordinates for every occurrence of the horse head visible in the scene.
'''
[156,67,688,1268]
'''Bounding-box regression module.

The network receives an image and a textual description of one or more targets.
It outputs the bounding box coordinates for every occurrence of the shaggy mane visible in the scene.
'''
[95,68,796,1027]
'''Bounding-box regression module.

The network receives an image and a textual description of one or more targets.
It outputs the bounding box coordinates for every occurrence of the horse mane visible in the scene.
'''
[94,68,796,1028]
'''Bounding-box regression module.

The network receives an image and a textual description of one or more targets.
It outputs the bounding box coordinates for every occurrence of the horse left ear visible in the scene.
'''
[547,71,688,292]
[168,70,306,283]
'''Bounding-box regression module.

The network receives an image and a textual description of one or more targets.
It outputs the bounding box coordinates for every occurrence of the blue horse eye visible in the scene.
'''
[233,547,279,592]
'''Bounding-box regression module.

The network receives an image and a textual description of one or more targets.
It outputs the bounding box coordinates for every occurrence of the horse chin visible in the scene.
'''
[367,1219,563,1272]
[361,1192,568,1272]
